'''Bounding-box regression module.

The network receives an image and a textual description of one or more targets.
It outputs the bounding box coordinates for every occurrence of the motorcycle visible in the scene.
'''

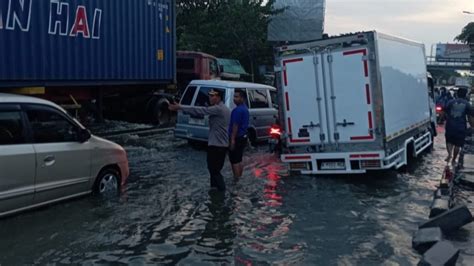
[436,105,444,124]
[268,124,282,154]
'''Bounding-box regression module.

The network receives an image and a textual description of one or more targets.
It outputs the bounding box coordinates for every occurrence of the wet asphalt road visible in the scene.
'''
[0,122,473,265]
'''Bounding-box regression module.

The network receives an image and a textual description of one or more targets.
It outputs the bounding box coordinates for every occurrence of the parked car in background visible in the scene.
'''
[0,94,129,218]
[174,80,278,145]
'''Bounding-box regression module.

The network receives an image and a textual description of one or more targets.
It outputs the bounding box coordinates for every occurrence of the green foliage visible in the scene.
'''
[455,22,474,43]
[176,0,280,81]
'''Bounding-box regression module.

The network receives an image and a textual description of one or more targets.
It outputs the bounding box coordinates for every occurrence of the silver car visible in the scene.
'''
[174,80,278,145]
[0,93,129,218]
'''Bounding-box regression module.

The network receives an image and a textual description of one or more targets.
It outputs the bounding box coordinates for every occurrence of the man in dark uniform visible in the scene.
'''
[169,89,231,191]
[444,87,474,166]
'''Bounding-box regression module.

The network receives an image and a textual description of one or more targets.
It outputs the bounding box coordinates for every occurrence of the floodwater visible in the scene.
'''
[0,123,473,265]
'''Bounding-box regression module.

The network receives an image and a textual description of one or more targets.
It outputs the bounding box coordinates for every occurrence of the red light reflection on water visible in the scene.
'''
[255,163,284,207]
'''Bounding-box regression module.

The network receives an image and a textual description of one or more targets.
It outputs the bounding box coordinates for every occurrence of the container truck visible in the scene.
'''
[0,0,177,124]
[274,31,435,174]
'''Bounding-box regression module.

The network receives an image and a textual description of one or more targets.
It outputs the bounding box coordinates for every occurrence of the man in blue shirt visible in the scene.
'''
[444,87,474,166]
[228,89,249,178]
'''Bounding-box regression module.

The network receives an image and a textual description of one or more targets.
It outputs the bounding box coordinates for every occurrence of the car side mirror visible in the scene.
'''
[78,128,91,143]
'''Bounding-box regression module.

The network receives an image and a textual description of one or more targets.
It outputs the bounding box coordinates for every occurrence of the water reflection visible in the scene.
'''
[0,125,472,265]
[195,191,234,264]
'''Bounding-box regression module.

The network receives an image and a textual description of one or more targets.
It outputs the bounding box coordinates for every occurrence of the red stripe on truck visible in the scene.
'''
[284,155,311,160]
[351,112,374,141]
[343,49,369,77]
[285,92,290,111]
[282,58,304,86]
[343,49,367,56]
[350,135,373,141]
[290,139,311,143]
[366,84,371,104]
[287,117,310,143]
[350,154,380,158]
[368,111,373,129]
[363,60,369,77]
[284,58,304,64]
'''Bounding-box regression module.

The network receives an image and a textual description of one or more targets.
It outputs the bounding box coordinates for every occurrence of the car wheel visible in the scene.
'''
[94,168,120,196]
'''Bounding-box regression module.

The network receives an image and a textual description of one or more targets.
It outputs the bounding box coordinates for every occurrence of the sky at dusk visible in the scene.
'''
[324,0,474,54]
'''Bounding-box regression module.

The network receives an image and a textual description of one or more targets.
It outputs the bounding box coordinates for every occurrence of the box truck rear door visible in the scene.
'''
[322,48,375,143]
[281,55,328,145]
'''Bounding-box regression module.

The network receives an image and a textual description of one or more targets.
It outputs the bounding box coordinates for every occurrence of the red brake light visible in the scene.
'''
[270,125,281,137]
[436,106,442,111]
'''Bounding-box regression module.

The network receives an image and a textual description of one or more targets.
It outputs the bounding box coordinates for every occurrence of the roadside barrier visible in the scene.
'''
[412,146,474,265]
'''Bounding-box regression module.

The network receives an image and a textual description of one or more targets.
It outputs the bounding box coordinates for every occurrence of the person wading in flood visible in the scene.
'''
[443,87,474,166]
[228,89,249,178]
[168,89,230,191]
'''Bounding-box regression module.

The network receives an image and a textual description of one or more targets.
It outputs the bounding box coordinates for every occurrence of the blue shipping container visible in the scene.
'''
[0,0,175,87]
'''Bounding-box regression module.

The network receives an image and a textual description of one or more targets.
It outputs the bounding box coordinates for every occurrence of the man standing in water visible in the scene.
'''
[443,87,474,166]
[228,89,249,178]
[169,89,230,191]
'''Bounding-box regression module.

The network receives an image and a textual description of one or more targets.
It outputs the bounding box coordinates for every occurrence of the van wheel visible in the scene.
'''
[94,168,120,196]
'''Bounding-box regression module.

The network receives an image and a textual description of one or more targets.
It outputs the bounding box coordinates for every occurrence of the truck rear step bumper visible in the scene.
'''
[282,151,385,174]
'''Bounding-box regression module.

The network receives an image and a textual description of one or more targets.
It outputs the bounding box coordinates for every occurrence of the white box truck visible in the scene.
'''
[274,31,436,174]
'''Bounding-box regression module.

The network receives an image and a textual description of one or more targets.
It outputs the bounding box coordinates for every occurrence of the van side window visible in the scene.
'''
[27,108,80,143]
[0,111,25,145]
[248,89,269,109]
[180,86,197,105]
[195,87,226,107]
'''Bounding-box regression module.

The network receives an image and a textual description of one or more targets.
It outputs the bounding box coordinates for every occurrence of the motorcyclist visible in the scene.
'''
[436,87,453,108]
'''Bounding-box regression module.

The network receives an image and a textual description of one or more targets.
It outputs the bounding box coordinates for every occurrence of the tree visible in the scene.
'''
[176,0,280,81]
[455,22,474,43]
[455,22,474,72]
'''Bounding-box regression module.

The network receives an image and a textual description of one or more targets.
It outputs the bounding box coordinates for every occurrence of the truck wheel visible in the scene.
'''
[153,98,171,126]
[406,143,416,165]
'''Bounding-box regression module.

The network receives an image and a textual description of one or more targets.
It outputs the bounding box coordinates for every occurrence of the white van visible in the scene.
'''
[0,93,129,218]
[174,80,278,145]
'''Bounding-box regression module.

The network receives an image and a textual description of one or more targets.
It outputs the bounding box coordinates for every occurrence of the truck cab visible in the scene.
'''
[177,51,222,94]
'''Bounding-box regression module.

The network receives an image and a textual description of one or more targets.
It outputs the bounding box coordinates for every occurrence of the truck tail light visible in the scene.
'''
[361,160,381,169]
[289,162,311,171]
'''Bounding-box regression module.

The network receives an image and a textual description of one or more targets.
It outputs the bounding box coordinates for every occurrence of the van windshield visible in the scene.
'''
[180,86,197,105]
[195,87,226,107]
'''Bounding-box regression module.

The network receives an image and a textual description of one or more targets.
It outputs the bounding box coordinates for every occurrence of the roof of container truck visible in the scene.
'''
[189,80,276,90]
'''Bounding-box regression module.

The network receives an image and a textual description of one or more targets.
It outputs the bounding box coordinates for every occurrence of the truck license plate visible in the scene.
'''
[189,118,205,125]
[321,161,345,170]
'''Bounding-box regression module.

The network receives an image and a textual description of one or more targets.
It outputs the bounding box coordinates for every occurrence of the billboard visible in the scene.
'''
[435,43,471,62]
